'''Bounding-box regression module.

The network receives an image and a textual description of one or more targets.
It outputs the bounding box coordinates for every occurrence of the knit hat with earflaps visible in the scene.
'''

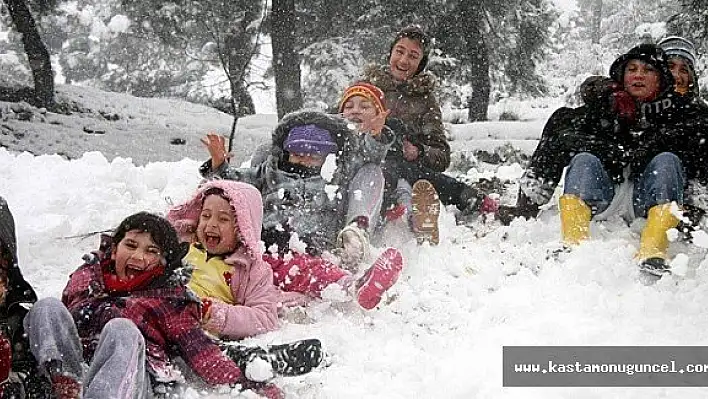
[389,25,432,76]
[609,43,675,94]
[338,82,387,114]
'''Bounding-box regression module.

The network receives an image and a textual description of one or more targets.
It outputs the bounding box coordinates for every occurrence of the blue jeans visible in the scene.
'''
[563,152,684,218]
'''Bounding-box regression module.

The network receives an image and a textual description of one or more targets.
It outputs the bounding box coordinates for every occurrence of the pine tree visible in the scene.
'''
[2,0,54,108]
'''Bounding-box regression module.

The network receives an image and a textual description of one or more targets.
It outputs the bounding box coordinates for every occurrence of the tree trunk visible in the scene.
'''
[270,0,302,119]
[224,4,260,118]
[460,4,489,122]
[590,0,603,44]
[3,0,54,108]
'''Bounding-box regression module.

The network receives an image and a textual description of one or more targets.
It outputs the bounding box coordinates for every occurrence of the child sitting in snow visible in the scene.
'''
[191,120,404,309]
[0,196,49,398]
[23,212,295,399]
[338,82,499,246]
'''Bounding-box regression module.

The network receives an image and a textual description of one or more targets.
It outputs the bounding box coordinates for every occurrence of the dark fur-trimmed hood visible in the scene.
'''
[271,110,352,158]
[0,197,36,310]
[363,64,438,97]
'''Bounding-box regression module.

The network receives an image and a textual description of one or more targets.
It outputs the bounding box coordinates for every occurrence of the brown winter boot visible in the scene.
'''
[412,179,440,245]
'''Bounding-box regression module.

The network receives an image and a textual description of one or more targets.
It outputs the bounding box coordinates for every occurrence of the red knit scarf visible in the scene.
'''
[102,262,165,294]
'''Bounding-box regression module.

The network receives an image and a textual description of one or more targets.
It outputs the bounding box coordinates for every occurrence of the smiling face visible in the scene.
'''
[668,56,692,95]
[197,194,238,255]
[341,95,379,125]
[389,37,423,82]
[623,59,661,102]
[111,230,163,281]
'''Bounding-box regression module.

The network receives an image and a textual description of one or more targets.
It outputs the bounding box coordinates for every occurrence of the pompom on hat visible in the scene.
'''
[338,82,387,114]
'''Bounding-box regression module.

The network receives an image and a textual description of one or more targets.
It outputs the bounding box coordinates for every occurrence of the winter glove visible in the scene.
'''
[480,195,500,216]
[498,191,540,226]
[580,76,636,124]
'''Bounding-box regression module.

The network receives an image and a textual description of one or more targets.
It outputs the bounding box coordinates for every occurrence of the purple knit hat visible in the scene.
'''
[284,124,337,155]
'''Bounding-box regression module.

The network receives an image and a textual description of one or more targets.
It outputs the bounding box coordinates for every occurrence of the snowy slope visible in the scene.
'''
[5,88,708,398]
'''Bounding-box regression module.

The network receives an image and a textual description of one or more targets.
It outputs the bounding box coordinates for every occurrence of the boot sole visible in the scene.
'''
[412,180,440,245]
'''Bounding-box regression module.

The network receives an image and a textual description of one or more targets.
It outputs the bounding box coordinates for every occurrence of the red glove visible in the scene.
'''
[0,333,11,384]
[610,89,636,124]
[480,195,500,215]
[580,76,636,123]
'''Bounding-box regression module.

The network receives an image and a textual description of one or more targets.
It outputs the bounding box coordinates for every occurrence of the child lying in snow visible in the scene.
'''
[24,212,319,399]
[182,131,404,310]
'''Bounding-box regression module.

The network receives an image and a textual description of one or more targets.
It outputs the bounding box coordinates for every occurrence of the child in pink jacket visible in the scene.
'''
[167,180,280,340]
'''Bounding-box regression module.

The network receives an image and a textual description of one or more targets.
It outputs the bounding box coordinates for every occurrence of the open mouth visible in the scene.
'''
[124,264,146,278]
[204,232,221,248]
[394,65,410,75]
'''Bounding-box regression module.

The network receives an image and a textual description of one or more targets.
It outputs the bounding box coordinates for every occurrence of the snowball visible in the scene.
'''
[245,356,274,382]
[670,253,689,277]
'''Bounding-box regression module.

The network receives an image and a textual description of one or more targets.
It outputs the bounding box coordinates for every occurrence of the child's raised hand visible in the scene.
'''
[360,110,390,136]
[200,133,231,170]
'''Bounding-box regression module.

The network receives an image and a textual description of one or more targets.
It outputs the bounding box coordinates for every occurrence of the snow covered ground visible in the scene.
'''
[5,87,708,398]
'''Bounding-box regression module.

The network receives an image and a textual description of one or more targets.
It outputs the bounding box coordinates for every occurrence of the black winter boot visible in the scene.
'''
[639,257,671,277]
[225,339,323,377]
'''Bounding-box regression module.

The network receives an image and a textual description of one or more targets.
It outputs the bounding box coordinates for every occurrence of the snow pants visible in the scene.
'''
[346,163,386,234]
[24,298,151,399]
[266,253,350,298]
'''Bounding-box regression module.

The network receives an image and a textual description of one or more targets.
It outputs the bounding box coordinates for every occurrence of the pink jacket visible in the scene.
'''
[167,180,279,339]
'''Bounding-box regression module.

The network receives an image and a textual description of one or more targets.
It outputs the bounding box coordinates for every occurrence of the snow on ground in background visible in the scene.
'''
[0,85,277,166]
[6,89,708,398]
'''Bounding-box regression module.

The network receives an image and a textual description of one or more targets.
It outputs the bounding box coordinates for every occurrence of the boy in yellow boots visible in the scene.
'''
[500,43,706,277]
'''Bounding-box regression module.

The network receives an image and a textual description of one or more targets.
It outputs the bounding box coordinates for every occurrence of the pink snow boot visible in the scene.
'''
[356,248,404,310]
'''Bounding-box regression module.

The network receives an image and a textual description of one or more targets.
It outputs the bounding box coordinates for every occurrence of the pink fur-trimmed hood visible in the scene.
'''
[167,180,264,264]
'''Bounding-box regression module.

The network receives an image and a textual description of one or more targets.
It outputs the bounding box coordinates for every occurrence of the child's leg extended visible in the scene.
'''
[346,163,385,234]
[84,318,150,399]
[266,253,349,298]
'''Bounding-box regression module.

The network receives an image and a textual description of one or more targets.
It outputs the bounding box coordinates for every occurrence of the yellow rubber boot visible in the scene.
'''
[559,194,591,245]
[636,204,680,261]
